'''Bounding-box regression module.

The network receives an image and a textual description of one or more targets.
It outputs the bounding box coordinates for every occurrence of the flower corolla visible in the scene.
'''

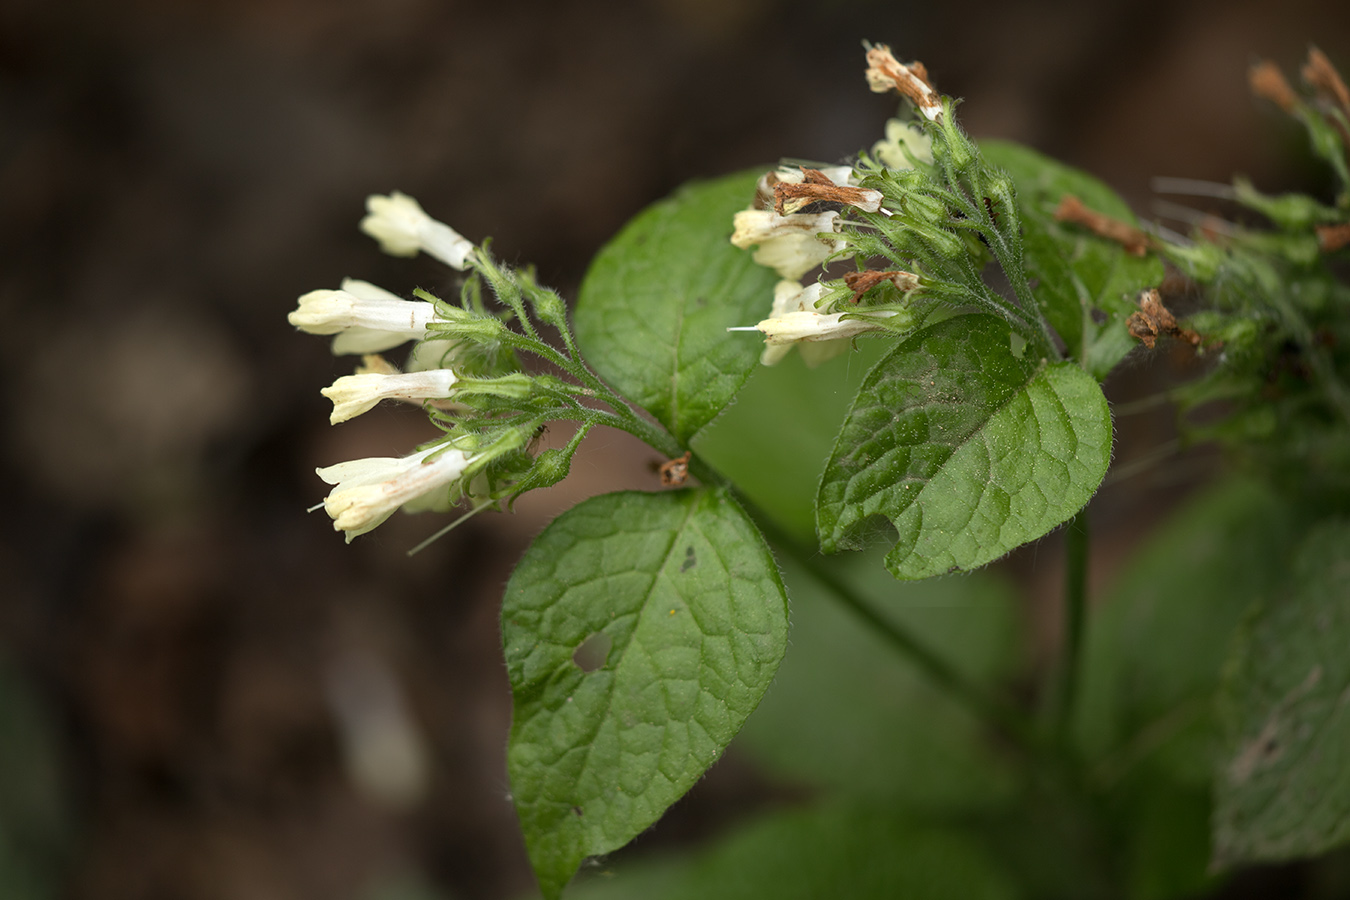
[289,279,437,355]
[731,209,844,281]
[316,444,477,540]
[321,366,460,424]
[753,280,901,367]
[361,192,476,270]
[872,118,933,170]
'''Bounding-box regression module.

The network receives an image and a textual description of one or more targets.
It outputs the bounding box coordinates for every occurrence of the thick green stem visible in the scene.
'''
[1054,508,1090,742]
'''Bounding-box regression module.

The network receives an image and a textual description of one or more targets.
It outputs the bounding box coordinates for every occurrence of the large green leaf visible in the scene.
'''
[573,171,779,443]
[1213,518,1350,867]
[502,488,788,899]
[1075,479,1299,783]
[817,314,1112,581]
[1069,480,1300,900]
[981,140,1163,380]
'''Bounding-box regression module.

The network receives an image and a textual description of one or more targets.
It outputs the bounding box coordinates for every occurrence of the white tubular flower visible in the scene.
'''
[316,444,476,540]
[757,309,897,345]
[289,278,436,355]
[744,280,897,366]
[731,209,844,281]
[873,118,934,170]
[321,368,460,424]
[360,191,476,270]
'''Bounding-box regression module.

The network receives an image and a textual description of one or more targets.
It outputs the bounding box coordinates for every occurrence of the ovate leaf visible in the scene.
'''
[1213,518,1350,867]
[573,171,779,442]
[981,140,1163,380]
[502,488,788,899]
[817,314,1111,581]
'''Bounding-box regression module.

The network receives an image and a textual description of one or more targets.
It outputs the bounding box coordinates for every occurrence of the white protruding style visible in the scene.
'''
[360,192,476,270]
[316,444,476,540]
[741,280,897,366]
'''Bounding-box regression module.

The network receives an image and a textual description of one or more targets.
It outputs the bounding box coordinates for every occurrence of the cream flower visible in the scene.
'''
[872,118,934,170]
[316,444,476,540]
[731,209,844,281]
[360,192,476,270]
[742,280,899,366]
[321,367,460,424]
[289,279,436,355]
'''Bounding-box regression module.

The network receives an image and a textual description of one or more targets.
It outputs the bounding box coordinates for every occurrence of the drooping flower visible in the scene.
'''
[321,362,460,424]
[731,208,844,281]
[316,444,477,540]
[360,192,476,270]
[288,279,437,355]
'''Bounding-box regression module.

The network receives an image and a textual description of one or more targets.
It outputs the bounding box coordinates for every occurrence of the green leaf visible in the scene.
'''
[573,171,780,443]
[734,550,1020,809]
[1075,478,1300,784]
[664,805,1020,900]
[502,488,789,899]
[817,314,1112,581]
[1213,518,1350,867]
[981,140,1163,380]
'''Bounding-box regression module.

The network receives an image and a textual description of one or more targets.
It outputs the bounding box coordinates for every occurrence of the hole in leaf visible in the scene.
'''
[1090,307,1108,325]
[572,631,612,673]
[680,545,697,572]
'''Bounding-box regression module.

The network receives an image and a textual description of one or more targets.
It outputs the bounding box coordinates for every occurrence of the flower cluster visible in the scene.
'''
[728,119,932,366]
[289,194,537,542]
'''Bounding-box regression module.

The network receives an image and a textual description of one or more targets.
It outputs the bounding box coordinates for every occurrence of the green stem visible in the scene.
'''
[1054,508,1090,742]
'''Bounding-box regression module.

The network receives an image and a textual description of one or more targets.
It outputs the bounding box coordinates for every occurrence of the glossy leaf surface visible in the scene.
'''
[818,314,1111,580]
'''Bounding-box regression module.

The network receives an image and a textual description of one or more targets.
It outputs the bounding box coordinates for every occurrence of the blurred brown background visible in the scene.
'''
[1,1,1346,898]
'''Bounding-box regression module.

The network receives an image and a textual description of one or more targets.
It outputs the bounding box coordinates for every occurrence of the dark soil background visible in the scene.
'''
[1,1,1346,898]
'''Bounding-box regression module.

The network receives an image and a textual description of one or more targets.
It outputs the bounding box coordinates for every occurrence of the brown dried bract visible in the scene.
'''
[1317,222,1350,253]
[864,45,943,121]
[1249,59,1299,113]
[774,179,883,216]
[658,452,691,488]
[842,269,920,303]
[1054,194,1151,257]
[1127,288,1200,349]
[1302,47,1350,117]
[798,167,837,186]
